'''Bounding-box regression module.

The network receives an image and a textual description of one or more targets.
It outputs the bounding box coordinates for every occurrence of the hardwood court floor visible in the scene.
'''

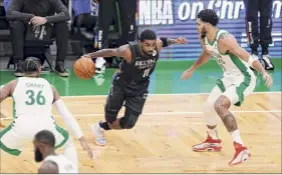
[0,92,281,173]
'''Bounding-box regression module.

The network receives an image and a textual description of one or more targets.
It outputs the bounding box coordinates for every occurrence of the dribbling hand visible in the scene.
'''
[262,72,273,88]
[180,69,194,80]
[80,54,91,59]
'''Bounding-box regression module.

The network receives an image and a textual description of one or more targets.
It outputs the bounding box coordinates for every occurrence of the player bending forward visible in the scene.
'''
[180,9,273,166]
[0,58,93,169]
[34,130,78,173]
[81,29,188,146]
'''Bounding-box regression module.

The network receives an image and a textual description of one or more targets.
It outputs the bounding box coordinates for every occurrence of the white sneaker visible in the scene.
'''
[92,122,107,146]
[95,57,106,74]
[261,54,274,70]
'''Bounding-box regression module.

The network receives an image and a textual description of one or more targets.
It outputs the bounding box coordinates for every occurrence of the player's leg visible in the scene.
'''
[192,85,222,152]
[118,92,148,129]
[105,91,147,130]
[244,0,259,56]
[214,78,255,166]
[0,123,24,156]
[51,123,78,169]
[92,84,125,145]
[259,0,274,70]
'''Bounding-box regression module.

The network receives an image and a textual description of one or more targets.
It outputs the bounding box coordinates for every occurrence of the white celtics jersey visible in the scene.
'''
[44,154,78,173]
[204,30,254,78]
[12,77,53,118]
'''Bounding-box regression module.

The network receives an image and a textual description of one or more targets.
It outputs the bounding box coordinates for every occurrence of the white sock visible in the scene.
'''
[231,130,244,146]
[63,137,78,169]
[208,128,219,140]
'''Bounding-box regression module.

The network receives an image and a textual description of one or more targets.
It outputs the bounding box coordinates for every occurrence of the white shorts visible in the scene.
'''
[214,75,256,106]
[0,115,69,156]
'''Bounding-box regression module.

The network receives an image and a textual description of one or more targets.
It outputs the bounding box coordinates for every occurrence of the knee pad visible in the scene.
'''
[119,107,140,129]
[203,101,218,126]
[105,105,120,123]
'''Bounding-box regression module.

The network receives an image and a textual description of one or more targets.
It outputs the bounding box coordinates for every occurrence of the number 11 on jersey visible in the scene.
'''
[143,68,151,77]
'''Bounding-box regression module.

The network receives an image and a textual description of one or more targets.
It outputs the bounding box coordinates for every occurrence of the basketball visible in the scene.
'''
[73,57,96,79]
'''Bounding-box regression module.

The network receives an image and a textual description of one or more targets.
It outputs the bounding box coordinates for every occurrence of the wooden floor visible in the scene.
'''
[0,92,281,173]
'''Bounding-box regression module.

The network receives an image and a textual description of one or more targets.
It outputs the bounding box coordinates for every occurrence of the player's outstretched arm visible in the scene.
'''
[157,37,188,51]
[180,37,211,80]
[0,80,17,103]
[51,86,93,158]
[82,45,132,62]
[219,34,273,87]
[38,161,59,174]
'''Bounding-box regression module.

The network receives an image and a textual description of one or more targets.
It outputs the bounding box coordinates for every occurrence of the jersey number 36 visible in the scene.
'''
[25,90,46,105]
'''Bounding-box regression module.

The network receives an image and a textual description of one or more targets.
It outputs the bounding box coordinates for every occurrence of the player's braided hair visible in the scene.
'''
[197,9,219,26]
[35,130,56,147]
[23,57,41,74]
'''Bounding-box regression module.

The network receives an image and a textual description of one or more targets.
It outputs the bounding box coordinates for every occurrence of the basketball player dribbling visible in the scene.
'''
[0,58,93,168]
[180,9,273,166]
[34,130,78,173]
[81,30,188,146]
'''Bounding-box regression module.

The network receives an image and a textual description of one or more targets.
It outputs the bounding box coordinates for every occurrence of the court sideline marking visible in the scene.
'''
[1,92,281,120]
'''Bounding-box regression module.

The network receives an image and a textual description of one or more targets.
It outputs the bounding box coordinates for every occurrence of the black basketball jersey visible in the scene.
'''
[113,41,159,87]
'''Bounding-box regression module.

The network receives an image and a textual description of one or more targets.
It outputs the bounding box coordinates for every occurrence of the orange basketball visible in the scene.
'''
[73,57,95,79]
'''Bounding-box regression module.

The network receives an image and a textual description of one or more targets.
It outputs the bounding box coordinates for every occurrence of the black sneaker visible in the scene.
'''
[55,61,69,77]
[260,55,274,70]
[14,61,24,77]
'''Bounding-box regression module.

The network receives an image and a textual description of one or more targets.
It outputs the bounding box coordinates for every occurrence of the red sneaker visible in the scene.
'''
[228,142,251,166]
[192,133,222,152]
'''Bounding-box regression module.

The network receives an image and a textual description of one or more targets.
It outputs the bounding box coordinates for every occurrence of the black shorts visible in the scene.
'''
[106,83,148,113]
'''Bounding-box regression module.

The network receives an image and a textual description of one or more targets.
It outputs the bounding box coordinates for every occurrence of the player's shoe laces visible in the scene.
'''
[228,142,251,166]
[92,122,107,146]
[192,133,222,152]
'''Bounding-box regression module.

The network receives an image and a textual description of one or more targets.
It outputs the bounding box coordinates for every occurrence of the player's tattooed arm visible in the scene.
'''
[84,45,132,62]
[219,33,273,87]
[0,80,17,103]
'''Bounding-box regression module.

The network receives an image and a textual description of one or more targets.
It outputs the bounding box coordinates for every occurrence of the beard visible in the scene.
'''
[200,27,207,39]
[34,148,43,162]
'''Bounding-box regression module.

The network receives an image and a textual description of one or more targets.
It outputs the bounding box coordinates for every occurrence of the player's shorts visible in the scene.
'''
[105,83,148,121]
[215,74,256,106]
[0,115,69,156]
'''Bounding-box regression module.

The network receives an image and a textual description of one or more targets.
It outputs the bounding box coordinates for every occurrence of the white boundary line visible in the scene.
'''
[1,110,281,121]
[52,91,282,98]
[1,91,281,100]
[1,92,281,121]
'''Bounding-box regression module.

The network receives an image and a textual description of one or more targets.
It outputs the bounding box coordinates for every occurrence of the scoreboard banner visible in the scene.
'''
[137,0,282,60]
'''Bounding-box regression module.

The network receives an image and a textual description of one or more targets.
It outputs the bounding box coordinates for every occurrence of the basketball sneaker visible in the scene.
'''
[192,133,222,152]
[95,57,106,74]
[228,142,251,166]
[261,54,274,70]
[92,122,107,146]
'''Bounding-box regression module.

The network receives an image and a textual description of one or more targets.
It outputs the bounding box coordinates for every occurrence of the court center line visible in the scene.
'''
[1,110,281,121]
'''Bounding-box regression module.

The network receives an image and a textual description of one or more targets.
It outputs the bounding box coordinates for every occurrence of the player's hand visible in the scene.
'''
[79,137,94,159]
[180,68,194,80]
[80,54,92,59]
[174,37,188,44]
[262,72,273,88]
[29,16,47,26]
